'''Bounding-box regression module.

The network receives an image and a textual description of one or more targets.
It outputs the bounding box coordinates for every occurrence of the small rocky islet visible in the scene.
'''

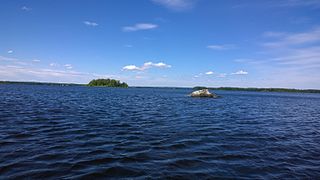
[190,89,219,98]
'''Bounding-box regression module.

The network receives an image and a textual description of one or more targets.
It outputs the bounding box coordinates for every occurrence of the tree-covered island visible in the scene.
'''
[88,79,128,88]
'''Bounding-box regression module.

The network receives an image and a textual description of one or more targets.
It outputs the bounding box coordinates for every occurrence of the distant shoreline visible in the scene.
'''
[0,81,84,86]
[1,81,320,93]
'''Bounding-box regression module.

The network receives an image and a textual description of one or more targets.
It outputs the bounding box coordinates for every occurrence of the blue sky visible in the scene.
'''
[1,0,320,88]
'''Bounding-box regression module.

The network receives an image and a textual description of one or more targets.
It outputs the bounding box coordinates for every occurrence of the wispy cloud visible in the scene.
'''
[271,47,320,67]
[262,27,320,48]
[83,21,98,27]
[0,56,118,84]
[195,71,229,78]
[124,44,133,48]
[0,56,18,62]
[32,59,41,63]
[217,73,227,78]
[276,0,320,8]
[21,6,31,11]
[123,23,158,32]
[233,1,320,9]
[235,27,320,88]
[122,62,171,71]
[49,63,59,67]
[64,64,73,69]
[207,44,236,50]
[7,50,13,54]
[151,0,196,11]
[231,70,249,75]
[261,27,320,68]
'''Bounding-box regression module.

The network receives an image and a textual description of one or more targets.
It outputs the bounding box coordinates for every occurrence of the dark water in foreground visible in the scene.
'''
[0,85,320,179]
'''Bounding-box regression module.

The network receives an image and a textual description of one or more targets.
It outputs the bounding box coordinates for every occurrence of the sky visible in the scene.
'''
[1,0,320,88]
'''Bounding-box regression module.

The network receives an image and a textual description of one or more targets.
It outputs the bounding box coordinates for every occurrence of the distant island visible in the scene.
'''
[88,79,128,88]
[193,86,320,93]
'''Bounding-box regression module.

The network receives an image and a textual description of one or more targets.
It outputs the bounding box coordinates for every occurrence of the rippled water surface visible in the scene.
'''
[1,85,320,179]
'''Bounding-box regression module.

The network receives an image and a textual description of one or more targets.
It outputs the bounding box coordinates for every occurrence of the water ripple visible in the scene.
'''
[0,85,320,178]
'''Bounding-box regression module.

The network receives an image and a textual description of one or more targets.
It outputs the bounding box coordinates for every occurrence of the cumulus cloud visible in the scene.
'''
[205,71,214,75]
[123,23,158,32]
[207,44,235,50]
[151,0,196,11]
[122,62,171,71]
[122,65,141,71]
[83,21,98,27]
[231,70,249,75]
[7,50,13,54]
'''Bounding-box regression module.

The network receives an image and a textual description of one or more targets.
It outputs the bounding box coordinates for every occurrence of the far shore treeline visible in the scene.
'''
[1,81,320,93]
[193,86,320,93]
[87,79,128,88]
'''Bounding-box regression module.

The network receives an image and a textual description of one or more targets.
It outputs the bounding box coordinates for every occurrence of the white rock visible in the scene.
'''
[190,89,218,98]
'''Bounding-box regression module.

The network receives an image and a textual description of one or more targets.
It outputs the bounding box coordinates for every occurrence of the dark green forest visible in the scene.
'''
[88,79,128,88]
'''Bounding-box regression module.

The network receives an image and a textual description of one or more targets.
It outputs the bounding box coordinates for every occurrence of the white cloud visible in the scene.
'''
[231,70,248,75]
[207,44,235,50]
[205,71,214,75]
[233,27,320,88]
[262,27,320,48]
[123,65,141,71]
[50,63,59,67]
[123,23,158,32]
[0,56,16,62]
[0,55,134,85]
[64,64,73,69]
[149,62,171,68]
[83,21,98,27]
[32,59,41,63]
[21,6,31,11]
[260,28,320,68]
[152,0,195,11]
[122,61,171,71]
[0,56,122,84]
[7,50,13,54]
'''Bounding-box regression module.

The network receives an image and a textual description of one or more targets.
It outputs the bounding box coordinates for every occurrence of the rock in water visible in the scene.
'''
[190,89,218,98]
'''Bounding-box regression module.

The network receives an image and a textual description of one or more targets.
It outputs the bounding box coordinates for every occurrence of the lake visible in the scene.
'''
[0,85,319,179]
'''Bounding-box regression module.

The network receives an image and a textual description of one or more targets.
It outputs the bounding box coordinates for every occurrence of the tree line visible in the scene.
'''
[88,79,128,88]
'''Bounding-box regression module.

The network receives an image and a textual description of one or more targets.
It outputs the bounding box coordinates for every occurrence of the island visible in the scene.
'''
[190,89,218,98]
[87,78,128,88]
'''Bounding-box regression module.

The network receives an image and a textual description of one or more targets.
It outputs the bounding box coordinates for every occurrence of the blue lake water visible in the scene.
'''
[0,85,320,179]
